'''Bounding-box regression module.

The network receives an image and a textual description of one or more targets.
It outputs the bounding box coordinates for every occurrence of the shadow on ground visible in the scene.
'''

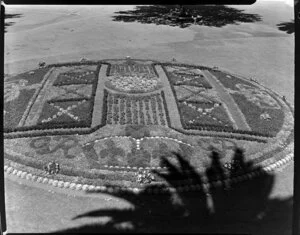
[4,13,22,33]
[277,20,295,34]
[53,147,293,234]
[112,5,262,28]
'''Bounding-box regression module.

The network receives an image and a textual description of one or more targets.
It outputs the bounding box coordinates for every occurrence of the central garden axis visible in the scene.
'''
[4,59,294,192]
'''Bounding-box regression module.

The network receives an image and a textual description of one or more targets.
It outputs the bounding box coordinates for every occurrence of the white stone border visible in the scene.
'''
[4,152,293,194]
[4,59,294,194]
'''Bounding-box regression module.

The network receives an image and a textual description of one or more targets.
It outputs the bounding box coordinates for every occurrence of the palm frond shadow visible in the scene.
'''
[277,20,295,34]
[54,148,293,234]
[4,13,22,33]
[112,5,262,28]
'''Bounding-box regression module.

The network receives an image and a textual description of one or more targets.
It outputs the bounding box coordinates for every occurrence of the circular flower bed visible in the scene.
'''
[107,73,160,93]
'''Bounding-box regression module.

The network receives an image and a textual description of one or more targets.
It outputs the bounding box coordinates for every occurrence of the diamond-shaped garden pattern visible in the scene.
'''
[37,99,91,126]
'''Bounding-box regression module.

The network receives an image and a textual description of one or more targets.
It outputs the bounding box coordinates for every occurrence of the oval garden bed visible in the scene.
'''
[4,59,294,193]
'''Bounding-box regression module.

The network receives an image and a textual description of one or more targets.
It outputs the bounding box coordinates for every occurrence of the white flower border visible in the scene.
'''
[4,59,294,194]
[4,152,293,194]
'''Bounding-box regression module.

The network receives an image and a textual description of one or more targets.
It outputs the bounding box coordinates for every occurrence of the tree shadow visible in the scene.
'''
[53,148,293,234]
[4,13,22,33]
[112,5,262,28]
[277,20,295,34]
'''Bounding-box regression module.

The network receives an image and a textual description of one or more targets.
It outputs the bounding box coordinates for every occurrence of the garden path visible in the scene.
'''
[91,64,107,127]
[155,65,183,129]
[202,70,251,131]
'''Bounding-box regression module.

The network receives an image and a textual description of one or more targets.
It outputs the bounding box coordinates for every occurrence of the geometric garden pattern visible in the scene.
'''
[4,59,294,190]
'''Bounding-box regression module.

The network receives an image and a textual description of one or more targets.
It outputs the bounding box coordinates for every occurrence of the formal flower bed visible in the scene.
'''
[3,60,294,192]
[173,85,206,102]
[231,93,285,136]
[164,65,212,88]
[210,70,256,91]
[49,84,93,102]
[53,70,96,86]
[105,92,168,126]
[178,101,234,129]
[5,67,50,86]
[36,99,93,128]
[108,63,157,77]
[105,73,161,93]
[135,169,155,184]
[4,89,36,130]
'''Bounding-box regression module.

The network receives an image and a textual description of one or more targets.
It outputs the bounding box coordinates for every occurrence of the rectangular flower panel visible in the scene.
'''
[109,63,157,77]
[105,92,169,126]
[53,70,97,86]
[164,65,212,89]
[36,99,93,128]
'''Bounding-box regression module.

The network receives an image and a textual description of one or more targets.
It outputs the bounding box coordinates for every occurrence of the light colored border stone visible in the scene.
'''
[3,59,294,194]
[4,151,293,194]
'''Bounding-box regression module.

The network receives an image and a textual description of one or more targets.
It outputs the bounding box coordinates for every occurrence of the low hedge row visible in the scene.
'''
[183,123,272,138]
[170,126,268,143]
[183,124,234,132]
[153,62,213,71]
[4,118,108,139]
[48,97,90,103]
[46,61,107,68]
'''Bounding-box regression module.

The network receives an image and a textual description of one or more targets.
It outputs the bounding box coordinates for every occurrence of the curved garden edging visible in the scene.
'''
[4,58,294,194]
[4,151,294,194]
